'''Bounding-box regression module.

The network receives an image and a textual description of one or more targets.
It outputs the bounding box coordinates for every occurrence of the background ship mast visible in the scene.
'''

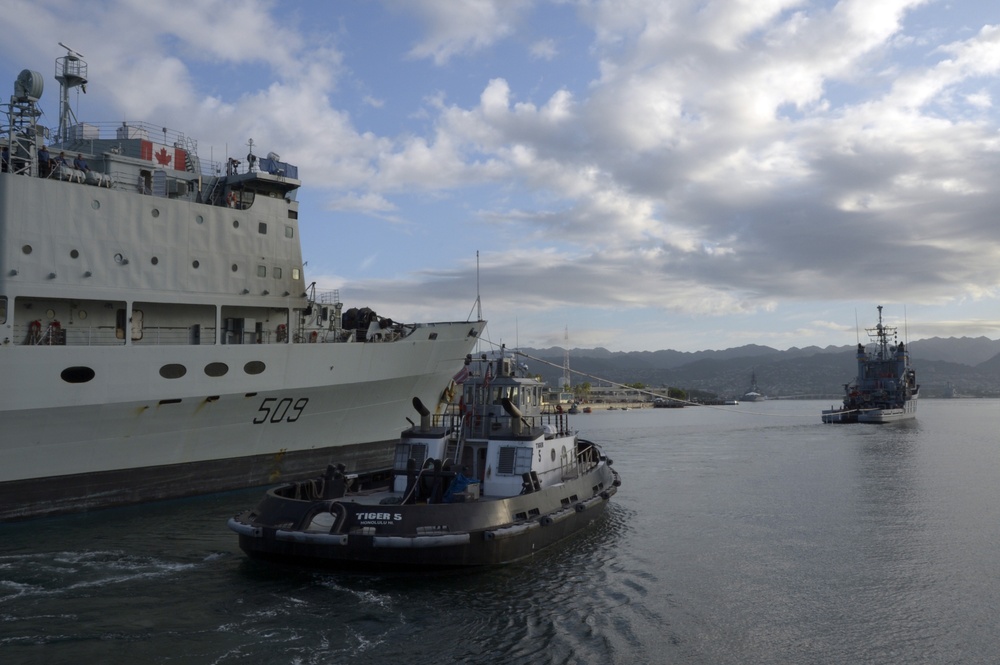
[561,326,571,390]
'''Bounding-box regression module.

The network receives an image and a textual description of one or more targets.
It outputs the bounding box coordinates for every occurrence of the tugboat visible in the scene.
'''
[228,351,621,568]
[821,305,919,423]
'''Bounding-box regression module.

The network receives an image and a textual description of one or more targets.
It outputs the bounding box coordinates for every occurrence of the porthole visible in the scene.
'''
[91,200,100,210]
[192,260,200,269]
[196,214,204,224]
[551,449,556,462]
[70,249,79,259]
[61,366,96,384]
[151,208,160,218]
[204,362,229,377]
[231,264,238,272]
[243,360,266,375]
[232,220,240,229]
[151,256,159,265]
[22,245,32,255]
[159,363,187,379]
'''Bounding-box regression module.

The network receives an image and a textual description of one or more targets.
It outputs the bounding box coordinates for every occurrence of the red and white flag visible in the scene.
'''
[140,140,187,171]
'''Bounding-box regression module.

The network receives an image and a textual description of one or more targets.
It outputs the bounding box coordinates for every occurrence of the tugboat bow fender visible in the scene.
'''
[484,521,541,541]
[540,507,575,526]
[228,517,262,539]
[373,533,471,548]
[275,530,349,546]
[575,495,605,512]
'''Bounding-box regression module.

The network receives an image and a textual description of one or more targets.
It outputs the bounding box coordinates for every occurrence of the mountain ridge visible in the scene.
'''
[513,336,1000,398]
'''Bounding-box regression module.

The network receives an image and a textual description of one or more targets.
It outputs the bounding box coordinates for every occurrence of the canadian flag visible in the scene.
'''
[140,140,188,171]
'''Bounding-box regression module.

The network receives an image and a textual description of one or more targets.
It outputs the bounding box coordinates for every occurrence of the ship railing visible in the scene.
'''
[453,410,573,440]
[46,120,230,178]
[9,322,412,347]
[12,324,217,346]
[14,323,122,346]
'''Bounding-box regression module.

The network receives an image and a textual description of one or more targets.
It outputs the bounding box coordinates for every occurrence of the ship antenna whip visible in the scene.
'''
[465,250,484,324]
[476,250,482,322]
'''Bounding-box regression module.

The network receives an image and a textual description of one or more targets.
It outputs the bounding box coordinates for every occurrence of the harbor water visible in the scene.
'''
[2,399,998,664]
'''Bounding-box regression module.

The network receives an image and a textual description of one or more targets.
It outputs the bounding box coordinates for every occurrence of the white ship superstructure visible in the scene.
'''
[0,48,484,520]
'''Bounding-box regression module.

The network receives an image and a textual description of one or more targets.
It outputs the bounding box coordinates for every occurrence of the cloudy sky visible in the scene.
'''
[2,0,999,352]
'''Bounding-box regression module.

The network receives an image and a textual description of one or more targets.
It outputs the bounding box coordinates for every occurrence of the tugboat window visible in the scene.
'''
[498,446,533,475]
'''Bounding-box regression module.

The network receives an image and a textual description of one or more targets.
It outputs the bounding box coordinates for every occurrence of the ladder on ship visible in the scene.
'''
[445,415,466,465]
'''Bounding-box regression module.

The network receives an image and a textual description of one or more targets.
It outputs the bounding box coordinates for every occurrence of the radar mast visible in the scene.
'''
[55,42,88,144]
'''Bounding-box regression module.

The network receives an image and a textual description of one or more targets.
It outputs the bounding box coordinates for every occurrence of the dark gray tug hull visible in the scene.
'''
[229,459,619,569]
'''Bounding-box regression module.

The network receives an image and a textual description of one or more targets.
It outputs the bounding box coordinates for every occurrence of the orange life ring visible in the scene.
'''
[310,330,318,343]
[28,320,41,335]
[276,323,287,342]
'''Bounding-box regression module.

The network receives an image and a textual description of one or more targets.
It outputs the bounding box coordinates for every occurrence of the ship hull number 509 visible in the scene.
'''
[253,397,308,424]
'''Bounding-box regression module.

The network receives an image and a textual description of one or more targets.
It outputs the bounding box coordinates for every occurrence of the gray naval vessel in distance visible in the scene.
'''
[0,46,484,521]
[822,305,919,424]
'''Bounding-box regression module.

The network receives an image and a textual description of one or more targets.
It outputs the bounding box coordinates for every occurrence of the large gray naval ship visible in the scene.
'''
[0,46,484,520]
